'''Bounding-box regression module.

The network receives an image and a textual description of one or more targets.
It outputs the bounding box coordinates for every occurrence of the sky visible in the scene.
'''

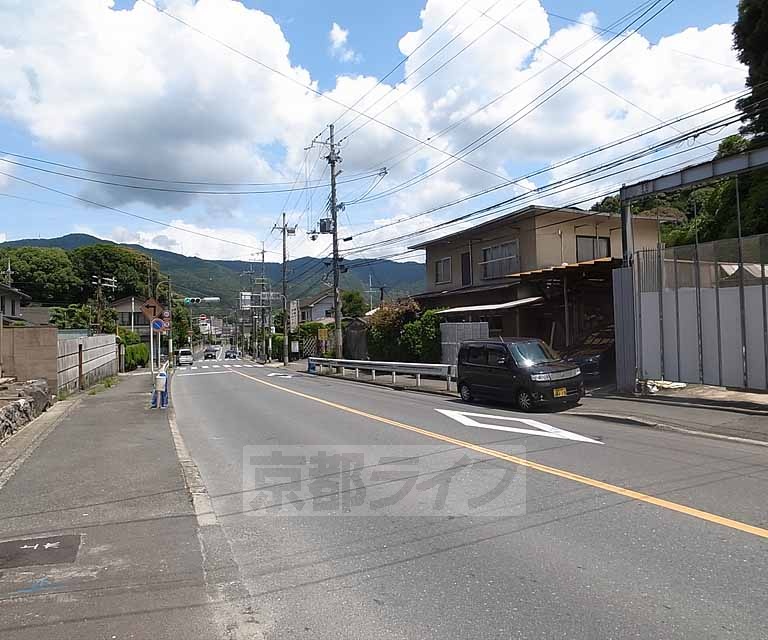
[0,0,746,264]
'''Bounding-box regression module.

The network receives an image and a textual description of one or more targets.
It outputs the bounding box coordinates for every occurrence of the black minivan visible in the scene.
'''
[457,338,584,411]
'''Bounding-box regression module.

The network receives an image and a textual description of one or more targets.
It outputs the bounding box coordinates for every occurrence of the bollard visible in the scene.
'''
[446,373,451,391]
[391,371,397,384]
[416,373,421,387]
[371,369,376,381]
[355,368,359,379]
[341,367,346,377]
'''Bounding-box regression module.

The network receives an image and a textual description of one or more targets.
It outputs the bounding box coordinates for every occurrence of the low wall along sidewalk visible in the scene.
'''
[57,334,119,394]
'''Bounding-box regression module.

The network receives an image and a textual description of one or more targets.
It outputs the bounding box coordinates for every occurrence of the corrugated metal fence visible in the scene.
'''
[440,322,489,365]
[633,233,768,390]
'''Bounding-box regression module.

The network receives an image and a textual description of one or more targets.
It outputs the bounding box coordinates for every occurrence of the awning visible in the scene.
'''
[435,296,543,315]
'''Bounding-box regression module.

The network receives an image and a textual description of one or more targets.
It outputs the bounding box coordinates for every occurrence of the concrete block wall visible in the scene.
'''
[57,335,118,394]
[0,326,59,391]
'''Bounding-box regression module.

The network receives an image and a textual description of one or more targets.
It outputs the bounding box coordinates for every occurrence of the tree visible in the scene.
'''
[715,134,749,158]
[0,247,81,303]
[70,244,160,301]
[367,300,419,361]
[341,290,366,318]
[49,303,117,333]
[734,0,768,142]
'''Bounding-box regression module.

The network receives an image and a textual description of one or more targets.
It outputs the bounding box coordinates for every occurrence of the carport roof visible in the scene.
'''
[435,296,543,315]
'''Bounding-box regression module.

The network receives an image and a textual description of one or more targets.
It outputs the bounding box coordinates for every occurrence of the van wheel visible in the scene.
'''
[459,383,473,403]
[516,388,535,412]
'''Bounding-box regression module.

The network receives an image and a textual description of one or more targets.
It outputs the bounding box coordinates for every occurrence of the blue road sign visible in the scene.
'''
[151,318,164,332]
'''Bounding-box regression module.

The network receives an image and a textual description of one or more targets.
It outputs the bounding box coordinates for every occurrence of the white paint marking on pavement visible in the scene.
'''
[177,370,232,377]
[233,365,242,368]
[266,372,293,378]
[254,364,264,368]
[212,364,221,369]
[435,409,602,444]
[166,406,218,527]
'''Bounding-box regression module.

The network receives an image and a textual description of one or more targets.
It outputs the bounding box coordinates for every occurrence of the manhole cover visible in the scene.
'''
[0,535,81,569]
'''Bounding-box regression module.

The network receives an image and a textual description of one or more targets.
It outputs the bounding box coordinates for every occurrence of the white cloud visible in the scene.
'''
[0,0,747,259]
[329,22,361,63]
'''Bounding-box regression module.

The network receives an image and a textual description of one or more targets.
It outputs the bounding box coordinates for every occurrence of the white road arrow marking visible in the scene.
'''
[44,542,60,549]
[435,409,602,444]
[267,373,293,378]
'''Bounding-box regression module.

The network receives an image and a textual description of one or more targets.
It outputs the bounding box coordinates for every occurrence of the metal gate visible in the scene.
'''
[623,233,768,390]
[440,322,489,365]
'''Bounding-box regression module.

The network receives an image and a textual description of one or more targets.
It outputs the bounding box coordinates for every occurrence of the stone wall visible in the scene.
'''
[0,379,51,444]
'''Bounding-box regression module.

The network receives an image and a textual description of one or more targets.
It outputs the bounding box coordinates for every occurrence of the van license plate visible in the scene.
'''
[554,387,567,398]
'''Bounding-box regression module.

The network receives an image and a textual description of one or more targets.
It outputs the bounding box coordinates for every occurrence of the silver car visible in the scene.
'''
[177,348,194,366]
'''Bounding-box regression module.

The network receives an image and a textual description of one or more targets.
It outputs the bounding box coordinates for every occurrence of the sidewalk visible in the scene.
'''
[0,375,225,639]
[296,360,768,445]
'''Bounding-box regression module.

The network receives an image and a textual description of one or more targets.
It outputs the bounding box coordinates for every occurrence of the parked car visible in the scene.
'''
[561,326,615,381]
[224,349,237,359]
[457,338,584,411]
[177,348,194,366]
[203,346,218,360]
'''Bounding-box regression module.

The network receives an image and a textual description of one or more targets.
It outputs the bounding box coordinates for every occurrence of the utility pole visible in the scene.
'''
[327,123,343,358]
[91,275,118,334]
[260,241,267,361]
[274,212,297,366]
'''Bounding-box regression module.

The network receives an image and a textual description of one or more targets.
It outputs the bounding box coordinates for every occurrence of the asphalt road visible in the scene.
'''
[172,359,768,639]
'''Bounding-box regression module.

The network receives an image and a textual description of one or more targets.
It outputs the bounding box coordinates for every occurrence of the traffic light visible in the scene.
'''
[183,297,202,305]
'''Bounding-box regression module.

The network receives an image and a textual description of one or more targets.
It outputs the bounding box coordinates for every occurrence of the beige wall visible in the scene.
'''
[423,227,522,292]
[0,326,59,390]
[422,212,664,288]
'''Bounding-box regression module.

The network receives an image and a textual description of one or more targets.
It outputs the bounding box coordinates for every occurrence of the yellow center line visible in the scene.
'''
[232,370,768,540]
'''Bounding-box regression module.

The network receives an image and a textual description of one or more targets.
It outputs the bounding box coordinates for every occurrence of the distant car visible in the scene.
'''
[177,348,194,366]
[203,346,217,360]
[224,350,237,359]
[457,338,583,411]
[561,326,615,381]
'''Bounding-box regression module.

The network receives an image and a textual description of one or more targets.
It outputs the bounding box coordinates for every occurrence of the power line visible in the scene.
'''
[137,0,521,182]
[0,170,267,253]
[352,0,658,178]
[341,130,738,255]
[0,157,384,196]
[336,0,517,138]
[341,94,749,245]
[355,0,676,204]
[0,149,372,187]
[327,0,476,130]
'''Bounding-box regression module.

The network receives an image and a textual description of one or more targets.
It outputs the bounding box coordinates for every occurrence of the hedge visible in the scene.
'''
[124,343,150,371]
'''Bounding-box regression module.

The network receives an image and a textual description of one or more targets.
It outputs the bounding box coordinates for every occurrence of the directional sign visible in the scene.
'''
[151,318,164,332]
[435,409,602,444]
[140,297,164,322]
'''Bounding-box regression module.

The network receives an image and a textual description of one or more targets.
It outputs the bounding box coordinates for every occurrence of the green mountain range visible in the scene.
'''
[1,233,425,308]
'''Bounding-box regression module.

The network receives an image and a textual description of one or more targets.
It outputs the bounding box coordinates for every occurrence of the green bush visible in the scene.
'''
[124,343,149,371]
[272,333,284,359]
[401,309,442,363]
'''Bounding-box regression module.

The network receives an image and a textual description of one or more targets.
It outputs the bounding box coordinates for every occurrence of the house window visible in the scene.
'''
[576,236,611,262]
[481,241,519,279]
[434,257,452,284]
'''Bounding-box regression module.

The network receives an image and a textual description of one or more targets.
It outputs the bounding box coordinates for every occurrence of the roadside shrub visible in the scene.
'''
[124,343,149,371]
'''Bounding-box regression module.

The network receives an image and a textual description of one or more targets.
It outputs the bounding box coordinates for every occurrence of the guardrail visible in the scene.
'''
[308,357,453,391]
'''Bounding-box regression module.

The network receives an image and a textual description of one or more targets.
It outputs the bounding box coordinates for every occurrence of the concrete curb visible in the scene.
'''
[590,394,768,417]
[311,372,768,448]
[568,411,768,448]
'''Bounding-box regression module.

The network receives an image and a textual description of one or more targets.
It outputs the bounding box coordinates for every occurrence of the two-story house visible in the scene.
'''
[111,296,150,342]
[409,205,672,348]
[299,292,335,324]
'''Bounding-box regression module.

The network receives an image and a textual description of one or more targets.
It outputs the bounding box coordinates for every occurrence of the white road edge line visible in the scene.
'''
[167,404,218,527]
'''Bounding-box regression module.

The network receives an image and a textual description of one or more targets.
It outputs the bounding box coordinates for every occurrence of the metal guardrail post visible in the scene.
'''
[371,369,376,381]
[416,373,421,387]
[391,371,397,384]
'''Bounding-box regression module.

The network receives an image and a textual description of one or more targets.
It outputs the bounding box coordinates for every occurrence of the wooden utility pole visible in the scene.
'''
[274,212,297,366]
[327,124,343,358]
